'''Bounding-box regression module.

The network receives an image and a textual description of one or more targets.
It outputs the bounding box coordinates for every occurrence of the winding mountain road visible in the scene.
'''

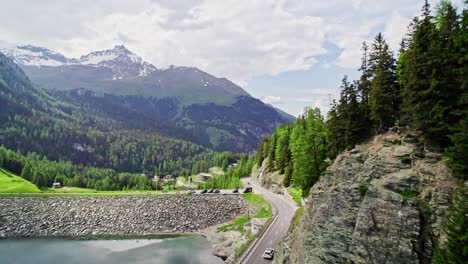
[238,179,298,264]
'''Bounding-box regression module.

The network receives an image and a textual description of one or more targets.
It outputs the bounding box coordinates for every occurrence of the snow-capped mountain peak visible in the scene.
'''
[78,45,157,78]
[0,42,76,67]
[79,45,135,65]
[0,41,157,78]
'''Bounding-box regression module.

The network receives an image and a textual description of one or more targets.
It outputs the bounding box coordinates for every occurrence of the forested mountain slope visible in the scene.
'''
[0,52,217,176]
[0,43,294,152]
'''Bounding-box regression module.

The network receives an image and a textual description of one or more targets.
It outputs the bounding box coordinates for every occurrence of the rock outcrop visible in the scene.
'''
[251,159,284,194]
[0,195,245,238]
[274,132,460,264]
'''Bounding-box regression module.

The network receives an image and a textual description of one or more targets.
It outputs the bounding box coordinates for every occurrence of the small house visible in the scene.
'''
[52,182,61,188]
[208,167,225,175]
[196,173,212,182]
[152,175,160,182]
[228,163,238,169]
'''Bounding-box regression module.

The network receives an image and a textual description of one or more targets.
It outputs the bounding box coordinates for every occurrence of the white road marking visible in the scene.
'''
[269,240,273,245]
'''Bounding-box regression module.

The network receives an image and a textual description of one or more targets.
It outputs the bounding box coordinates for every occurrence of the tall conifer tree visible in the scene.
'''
[399,1,460,146]
[368,33,400,131]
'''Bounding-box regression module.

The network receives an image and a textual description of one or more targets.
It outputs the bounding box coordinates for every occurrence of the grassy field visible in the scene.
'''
[177,176,189,184]
[44,187,97,193]
[0,169,186,197]
[242,193,272,218]
[217,216,250,233]
[216,193,272,234]
[288,187,303,206]
[288,207,305,233]
[0,168,41,193]
[0,190,182,198]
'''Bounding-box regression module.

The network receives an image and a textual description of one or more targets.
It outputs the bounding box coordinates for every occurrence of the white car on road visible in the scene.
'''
[262,248,274,259]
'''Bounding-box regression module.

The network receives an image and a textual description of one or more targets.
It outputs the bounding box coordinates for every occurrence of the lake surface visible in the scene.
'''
[0,235,224,264]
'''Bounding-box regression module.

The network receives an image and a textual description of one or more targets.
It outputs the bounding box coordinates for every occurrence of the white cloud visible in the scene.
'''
[0,0,327,85]
[0,0,460,90]
[384,11,412,51]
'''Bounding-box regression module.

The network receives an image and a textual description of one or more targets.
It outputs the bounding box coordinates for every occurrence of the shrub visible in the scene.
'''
[400,156,412,164]
[358,184,368,197]
[397,187,418,200]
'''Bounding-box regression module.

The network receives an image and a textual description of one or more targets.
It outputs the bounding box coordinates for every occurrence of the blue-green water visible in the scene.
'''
[0,236,224,264]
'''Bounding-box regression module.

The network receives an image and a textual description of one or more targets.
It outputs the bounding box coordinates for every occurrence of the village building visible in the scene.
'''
[196,173,212,182]
[208,167,225,175]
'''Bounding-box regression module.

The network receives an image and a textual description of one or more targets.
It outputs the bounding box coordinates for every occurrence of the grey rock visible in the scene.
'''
[0,195,246,238]
[273,132,459,264]
[393,145,413,157]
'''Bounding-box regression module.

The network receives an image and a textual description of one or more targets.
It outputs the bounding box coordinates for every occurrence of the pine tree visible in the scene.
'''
[304,108,328,195]
[326,101,345,158]
[275,125,291,174]
[266,133,277,170]
[357,42,373,136]
[433,187,468,264]
[368,33,400,131]
[289,108,327,194]
[289,116,307,188]
[283,165,292,187]
[358,42,372,110]
[446,113,468,180]
[400,1,461,146]
[256,139,267,167]
[21,161,33,181]
[327,77,369,158]
[341,77,368,147]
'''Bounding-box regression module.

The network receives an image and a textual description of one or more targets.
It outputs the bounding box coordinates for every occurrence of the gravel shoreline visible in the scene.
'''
[0,195,246,238]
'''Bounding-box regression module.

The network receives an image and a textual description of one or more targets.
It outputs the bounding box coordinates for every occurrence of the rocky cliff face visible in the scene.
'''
[251,159,284,194]
[274,132,460,264]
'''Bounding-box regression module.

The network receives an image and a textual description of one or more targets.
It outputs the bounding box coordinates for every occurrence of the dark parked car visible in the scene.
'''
[232,189,239,193]
[200,190,208,194]
[243,187,253,193]
[208,189,214,193]
[213,189,220,193]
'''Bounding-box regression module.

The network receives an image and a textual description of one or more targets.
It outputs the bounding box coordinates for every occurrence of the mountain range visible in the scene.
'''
[0,42,294,152]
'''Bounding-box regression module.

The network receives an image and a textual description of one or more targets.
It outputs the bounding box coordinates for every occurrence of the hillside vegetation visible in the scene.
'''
[257,1,467,196]
[256,2,467,263]
[0,168,40,193]
[0,52,258,181]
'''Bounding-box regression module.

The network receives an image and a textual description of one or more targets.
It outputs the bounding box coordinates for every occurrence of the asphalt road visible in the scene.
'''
[239,179,298,264]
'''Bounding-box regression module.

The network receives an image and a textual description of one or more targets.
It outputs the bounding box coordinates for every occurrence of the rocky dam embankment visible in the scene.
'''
[0,195,246,238]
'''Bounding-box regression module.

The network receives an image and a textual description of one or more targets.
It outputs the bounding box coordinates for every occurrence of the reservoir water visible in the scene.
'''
[0,235,224,264]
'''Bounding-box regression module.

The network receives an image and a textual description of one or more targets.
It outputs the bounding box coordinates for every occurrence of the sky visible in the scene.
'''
[0,0,464,116]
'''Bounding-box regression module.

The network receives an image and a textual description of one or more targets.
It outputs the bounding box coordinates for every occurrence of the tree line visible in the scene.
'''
[198,157,255,190]
[327,0,466,178]
[255,2,466,261]
[0,145,247,191]
[258,0,466,193]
